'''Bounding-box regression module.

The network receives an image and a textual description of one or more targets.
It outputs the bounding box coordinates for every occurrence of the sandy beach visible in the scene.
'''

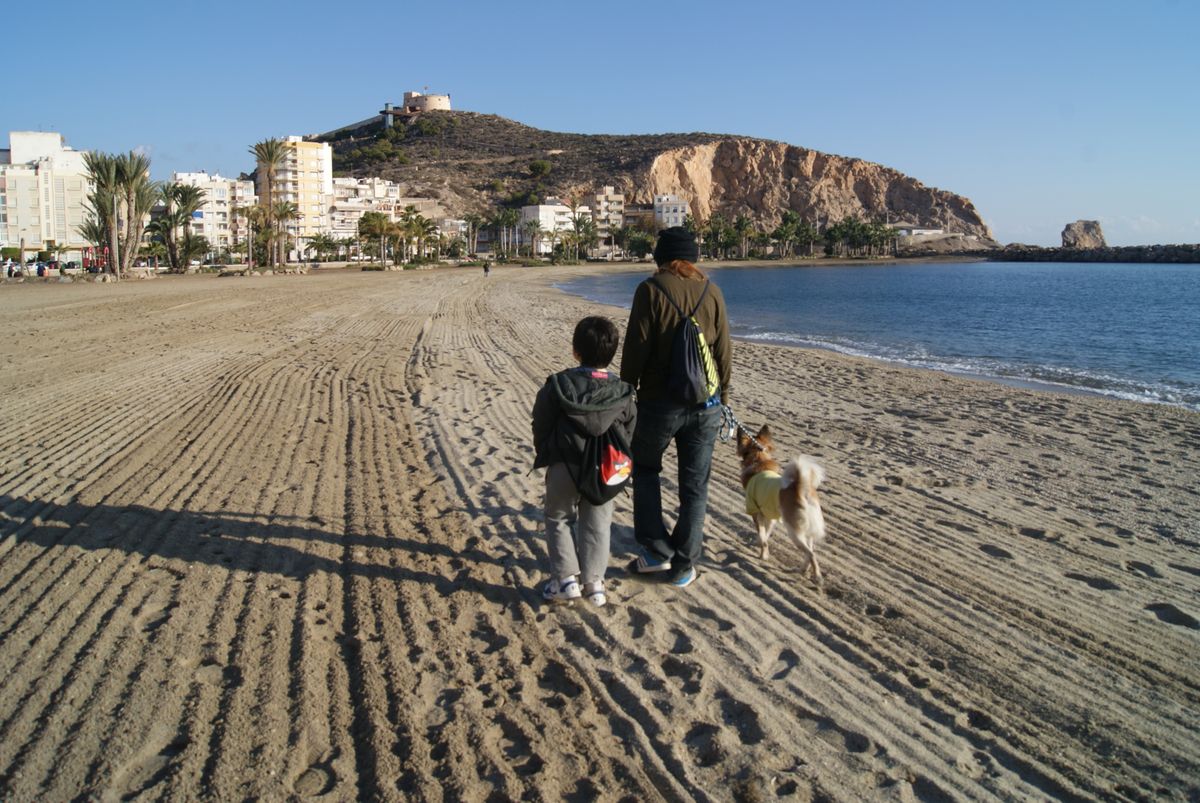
[0,265,1197,801]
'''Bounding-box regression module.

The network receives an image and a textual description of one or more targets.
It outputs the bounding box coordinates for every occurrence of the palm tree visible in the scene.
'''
[543,225,561,262]
[250,138,287,265]
[463,212,484,255]
[500,207,520,259]
[772,210,800,258]
[522,218,542,257]
[796,219,819,257]
[733,214,754,259]
[149,182,207,272]
[271,201,299,264]
[83,152,120,278]
[358,211,390,265]
[419,218,439,261]
[241,204,270,267]
[93,151,156,280]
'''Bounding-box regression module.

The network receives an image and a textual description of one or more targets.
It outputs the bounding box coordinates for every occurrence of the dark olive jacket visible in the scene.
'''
[531,367,637,469]
[619,271,732,405]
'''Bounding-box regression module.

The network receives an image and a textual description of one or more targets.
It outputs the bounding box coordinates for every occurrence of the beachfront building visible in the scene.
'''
[518,198,590,256]
[654,194,689,229]
[329,176,448,258]
[329,177,401,240]
[622,203,656,233]
[255,136,332,260]
[0,131,91,262]
[893,223,945,237]
[173,172,257,256]
[592,186,625,259]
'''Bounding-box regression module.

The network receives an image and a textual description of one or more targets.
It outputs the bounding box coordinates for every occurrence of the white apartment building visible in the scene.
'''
[329,177,401,239]
[0,131,91,260]
[518,198,591,255]
[329,176,447,242]
[256,136,332,259]
[654,194,689,229]
[173,172,256,254]
[592,185,625,258]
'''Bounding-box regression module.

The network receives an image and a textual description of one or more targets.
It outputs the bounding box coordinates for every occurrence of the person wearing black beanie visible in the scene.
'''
[653,226,700,266]
[619,225,732,589]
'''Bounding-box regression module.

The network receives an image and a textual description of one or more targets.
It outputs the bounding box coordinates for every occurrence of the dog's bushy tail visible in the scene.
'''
[781,456,826,541]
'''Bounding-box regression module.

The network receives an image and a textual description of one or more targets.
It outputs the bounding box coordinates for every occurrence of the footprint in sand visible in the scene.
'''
[626,607,651,639]
[688,606,734,632]
[979,544,1013,559]
[493,713,545,776]
[669,629,695,655]
[718,692,766,745]
[684,723,726,767]
[865,604,903,619]
[538,659,584,700]
[292,762,337,797]
[770,648,800,680]
[1144,603,1199,630]
[1064,572,1120,591]
[106,725,189,800]
[195,660,243,689]
[1125,561,1162,579]
[1168,563,1200,578]
[662,655,704,695]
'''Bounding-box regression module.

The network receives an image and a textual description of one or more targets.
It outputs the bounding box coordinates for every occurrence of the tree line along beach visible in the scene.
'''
[0,264,1197,801]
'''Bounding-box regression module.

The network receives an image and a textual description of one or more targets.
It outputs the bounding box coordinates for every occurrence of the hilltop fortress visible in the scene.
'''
[315,90,453,141]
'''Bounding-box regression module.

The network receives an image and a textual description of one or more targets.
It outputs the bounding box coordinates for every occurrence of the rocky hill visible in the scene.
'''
[316,111,994,239]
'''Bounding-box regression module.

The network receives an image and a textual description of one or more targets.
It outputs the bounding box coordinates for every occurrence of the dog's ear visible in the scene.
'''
[757,424,771,439]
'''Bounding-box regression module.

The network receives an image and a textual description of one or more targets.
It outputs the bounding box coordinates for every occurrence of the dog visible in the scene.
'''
[736,424,827,581]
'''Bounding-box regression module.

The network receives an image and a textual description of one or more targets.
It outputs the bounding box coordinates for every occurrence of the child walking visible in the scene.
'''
[531,316,637,606]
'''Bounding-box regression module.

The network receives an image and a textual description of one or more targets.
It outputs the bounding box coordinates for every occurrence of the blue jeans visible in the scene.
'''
[631,400,722,573]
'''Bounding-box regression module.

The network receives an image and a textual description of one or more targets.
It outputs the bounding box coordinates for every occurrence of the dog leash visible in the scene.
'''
[719,404,767,451]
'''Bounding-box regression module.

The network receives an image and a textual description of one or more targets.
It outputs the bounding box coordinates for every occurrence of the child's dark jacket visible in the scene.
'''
[532,368,637,470]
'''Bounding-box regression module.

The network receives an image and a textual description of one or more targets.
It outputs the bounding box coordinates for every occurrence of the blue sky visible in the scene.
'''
[5,0,1197,246]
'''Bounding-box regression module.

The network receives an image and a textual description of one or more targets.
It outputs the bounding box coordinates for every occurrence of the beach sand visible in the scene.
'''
[0,265,1197,801]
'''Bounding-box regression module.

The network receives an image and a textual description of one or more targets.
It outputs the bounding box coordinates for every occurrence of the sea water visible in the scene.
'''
[557,261,1200,411]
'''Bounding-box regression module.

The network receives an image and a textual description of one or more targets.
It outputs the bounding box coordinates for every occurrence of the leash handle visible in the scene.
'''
[720,404,766,451]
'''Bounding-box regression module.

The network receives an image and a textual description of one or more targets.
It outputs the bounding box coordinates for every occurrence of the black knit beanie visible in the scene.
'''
[653,226,699,266]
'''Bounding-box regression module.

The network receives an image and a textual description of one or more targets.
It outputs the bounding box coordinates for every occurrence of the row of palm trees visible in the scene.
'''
[356,207,442,266]
[687,212,898,260]
[460,204,600,262]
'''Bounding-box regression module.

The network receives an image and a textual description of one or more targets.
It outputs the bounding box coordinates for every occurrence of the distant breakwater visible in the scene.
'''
[993,244,1200,264]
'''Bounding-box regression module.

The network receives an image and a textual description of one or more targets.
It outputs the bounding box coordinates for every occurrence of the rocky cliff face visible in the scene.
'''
[327,112,993,239]
[632,139,992,238]
[1062,220,1106,248]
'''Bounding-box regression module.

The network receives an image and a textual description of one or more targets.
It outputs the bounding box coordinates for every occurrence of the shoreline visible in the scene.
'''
[550,260,1198,413]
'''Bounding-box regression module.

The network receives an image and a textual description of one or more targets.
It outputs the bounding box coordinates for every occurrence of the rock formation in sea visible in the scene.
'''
[316,111,995,241]
[1062,220,1107,249]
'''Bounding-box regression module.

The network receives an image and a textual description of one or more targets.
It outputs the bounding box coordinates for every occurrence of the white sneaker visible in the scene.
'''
[542,576,581,603]
[583,581,606,607]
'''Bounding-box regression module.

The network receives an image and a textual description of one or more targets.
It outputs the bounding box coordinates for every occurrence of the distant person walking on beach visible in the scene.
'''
[483,261,491,277]
[620,227,731,588]
[532,316,637,606]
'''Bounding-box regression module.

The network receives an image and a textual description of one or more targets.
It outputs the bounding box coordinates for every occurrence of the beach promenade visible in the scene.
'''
[0,266,1197,801]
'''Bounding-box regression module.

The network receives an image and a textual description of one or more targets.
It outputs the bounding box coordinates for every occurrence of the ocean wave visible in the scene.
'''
[737,329,1200,411]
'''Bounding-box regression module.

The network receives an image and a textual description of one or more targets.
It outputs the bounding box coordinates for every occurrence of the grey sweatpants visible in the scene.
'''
[544,463,614,585]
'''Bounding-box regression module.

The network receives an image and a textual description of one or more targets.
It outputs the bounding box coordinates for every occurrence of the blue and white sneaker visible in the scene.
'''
[583,581,607,607]
[667,566,697,588]
[626,552,672,575]
[542,576,581,603]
